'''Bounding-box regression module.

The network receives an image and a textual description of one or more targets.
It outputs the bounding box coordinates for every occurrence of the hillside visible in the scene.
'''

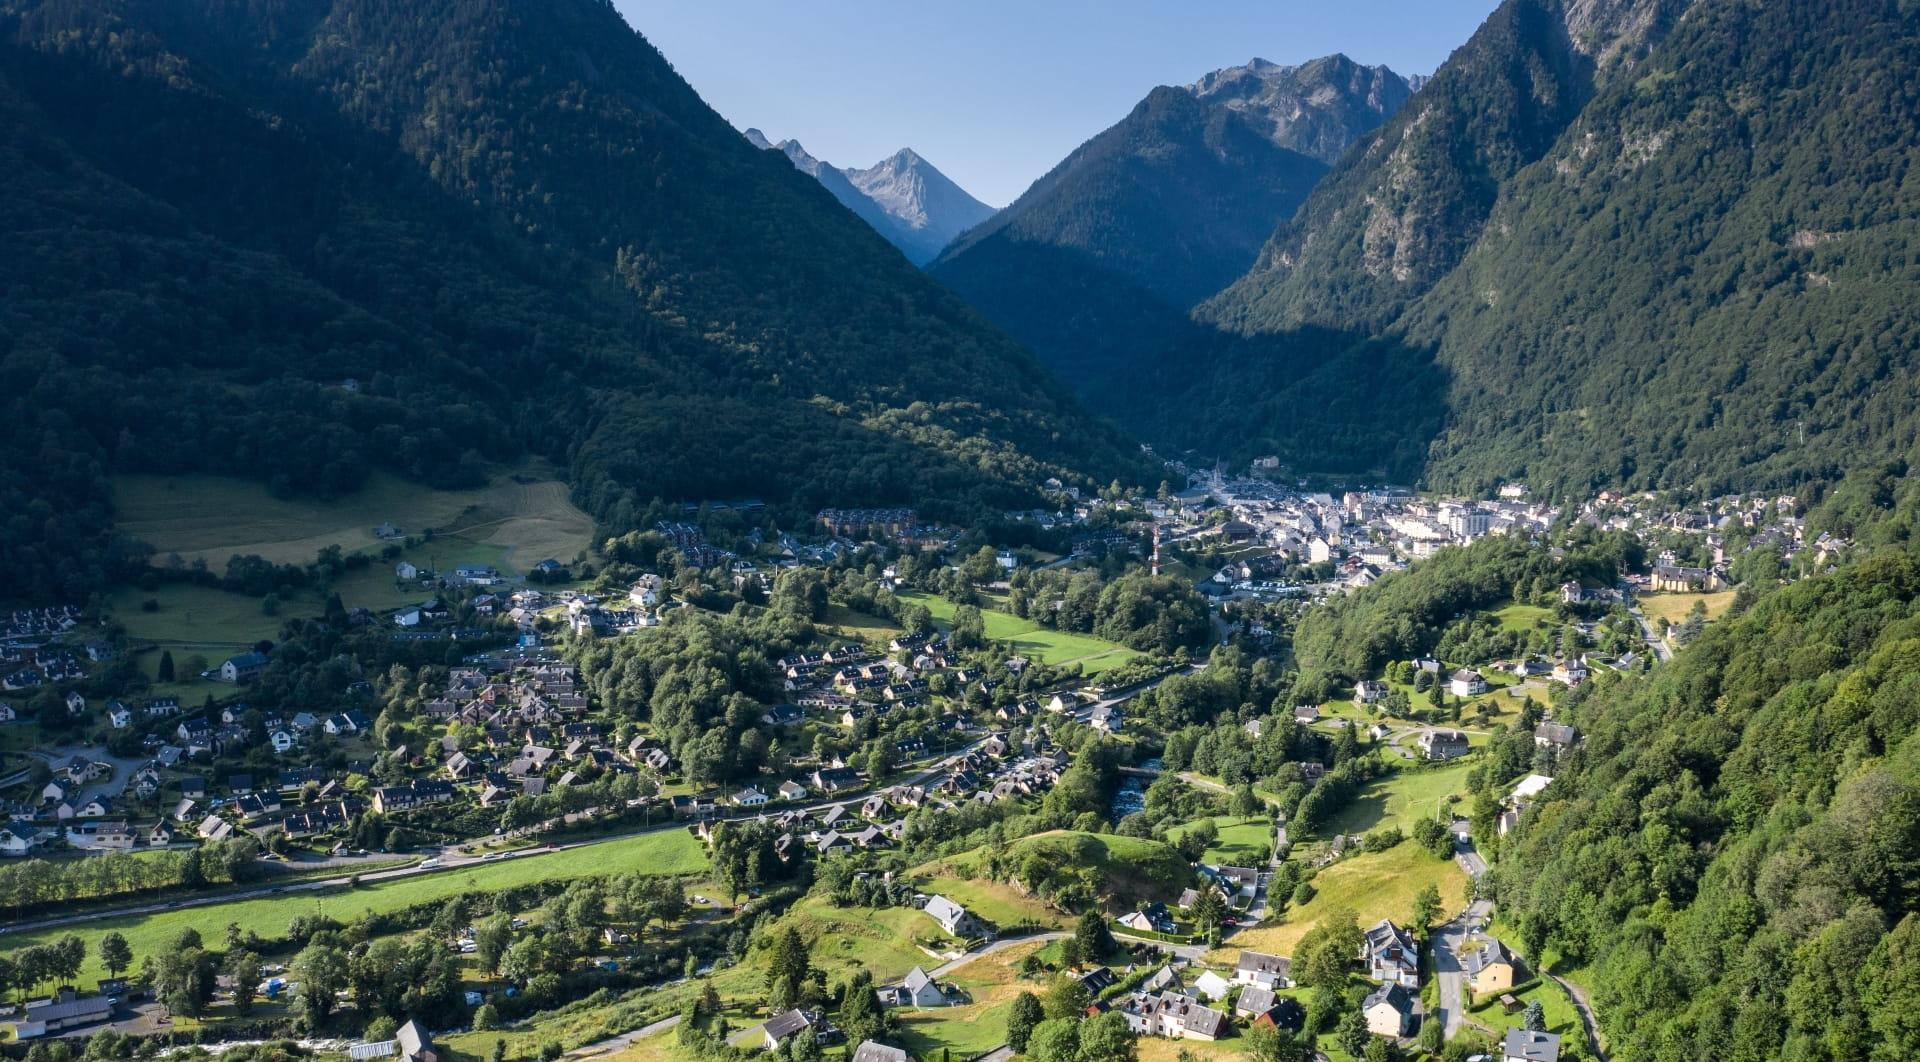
[1140,0,1920,502]
[0,0,1148,600]
[744,130,994,264]
[929,56,1407,412]
[1494,544,1920,1059]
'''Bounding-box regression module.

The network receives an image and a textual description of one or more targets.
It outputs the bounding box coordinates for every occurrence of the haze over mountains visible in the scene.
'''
[744,129,994,265]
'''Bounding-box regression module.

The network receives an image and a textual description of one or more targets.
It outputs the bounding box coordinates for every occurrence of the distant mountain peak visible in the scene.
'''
[1185,53,1415,164]
[743,129,993,265]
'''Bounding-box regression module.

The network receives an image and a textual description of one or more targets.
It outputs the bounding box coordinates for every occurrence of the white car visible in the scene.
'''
[419,858,444,869]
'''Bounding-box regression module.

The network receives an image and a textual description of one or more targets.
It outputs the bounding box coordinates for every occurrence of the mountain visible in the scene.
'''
[0,0,1147,599]
[928,54,1410,412]
[1137,0,1920,503]
[744,129,993,265]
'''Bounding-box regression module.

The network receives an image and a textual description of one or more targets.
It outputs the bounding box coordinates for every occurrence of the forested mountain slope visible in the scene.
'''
[929,57,1405,413]
[1203,0,1682,335]
[1151,0,1920,502]
[0,0,1148,600]
[1495,543,1920,1060]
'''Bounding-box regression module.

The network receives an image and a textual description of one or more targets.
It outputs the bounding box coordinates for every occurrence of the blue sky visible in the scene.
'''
[619,1,1499,206]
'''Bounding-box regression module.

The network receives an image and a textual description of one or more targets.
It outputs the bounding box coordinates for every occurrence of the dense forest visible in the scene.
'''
[1494,541,1920,1060]
[0,0,1151,602]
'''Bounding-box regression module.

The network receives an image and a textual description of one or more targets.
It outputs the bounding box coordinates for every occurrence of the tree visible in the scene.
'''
[227,949,259,1014]
[1523,1000,1547,1032]
[1296,909,1362,989]
[1337,1006,1372,1058]
[951,605,987,650]
[1058,936,1083,971]
[1412,817,1453,860]
[474,915,512,975]
[1175,817,1218,862]
[1025,1017,1080,1062]
[294,943,349,1027]
[1077,1010,1138,1061]
[1042,972,1092,1020]
[1412,883,1442,935]
[1419,1013,1445,1054]
[157,651,175,682]
[1232,783,1262,817]
[1074,912,1115,964]
[1190,887,1230,943]
[1007,991,1045,1052]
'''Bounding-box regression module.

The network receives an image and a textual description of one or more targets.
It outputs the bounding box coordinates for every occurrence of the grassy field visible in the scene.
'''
[109,582,286,650]
[773,894,954,985]
[908,871,1067,931]
[1216,841,1467,961]
[5,830,705,983]
[1640,590,1738,627]
[1317,762,1473,840]
[1491,602,1555,633]
[946,831,1191,912]
[819,604,903,642]
[896,939,1051,1058]
[114,465,594,572]
[1167,815,1273,865]
[896,590,1140,676]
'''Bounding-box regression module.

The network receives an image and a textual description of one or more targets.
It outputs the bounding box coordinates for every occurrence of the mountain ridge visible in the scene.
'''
[744,128,994,264]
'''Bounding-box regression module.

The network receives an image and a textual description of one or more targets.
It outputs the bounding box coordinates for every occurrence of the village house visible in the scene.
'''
[1449,668,1489,697]
[219,652,268,684]
[922,895,981,938]
[1534,721,1579,750]
[880,967,949,1008]
[1418,728,1472,761]
[1114,991,1228,1041]
[1362,982,1416,1037]
[1504,1029,1563,1062]
[1463,936,1521,995]
[1234,950,1292,989]
[1361,919,1421,987]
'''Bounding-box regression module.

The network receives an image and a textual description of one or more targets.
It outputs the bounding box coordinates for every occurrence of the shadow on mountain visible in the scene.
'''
[1128,323,1449,485]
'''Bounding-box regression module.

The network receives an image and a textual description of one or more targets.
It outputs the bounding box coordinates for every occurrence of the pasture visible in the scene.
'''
[113,466,594,573]
[895,590,1140,675]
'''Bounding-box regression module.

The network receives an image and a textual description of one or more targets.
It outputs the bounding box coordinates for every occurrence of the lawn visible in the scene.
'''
[114,464,594,572]
[1217,841,1467,961]
[896,939,1051,1059]
[1640,590,1738,627]
[1466,976,1582,1043]
[771,895,955,984]
[896,591,1141,676]
[1316,761,1474,840]
[1167,815,1274,865]
[1491,602,1555,633]
[4,829,705,983]
[909,872,1067,932]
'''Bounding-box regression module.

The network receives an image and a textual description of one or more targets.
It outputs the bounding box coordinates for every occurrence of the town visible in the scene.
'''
[0,459,1835,1062]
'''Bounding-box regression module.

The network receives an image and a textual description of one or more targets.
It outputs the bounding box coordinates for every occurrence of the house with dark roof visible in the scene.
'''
[1363,982,1415,1037]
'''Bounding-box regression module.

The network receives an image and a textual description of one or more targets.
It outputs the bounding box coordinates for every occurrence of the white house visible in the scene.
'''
[1449,668,1489,697]
[1191,970,1232,1002]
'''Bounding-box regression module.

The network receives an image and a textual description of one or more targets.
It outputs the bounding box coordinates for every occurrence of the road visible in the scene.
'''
[567,1012,682,1058]
[1630,605,1673,663]
[1431,834,1493,1039]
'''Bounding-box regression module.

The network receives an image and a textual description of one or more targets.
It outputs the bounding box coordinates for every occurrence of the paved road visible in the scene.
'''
[567,1012,682,1058]
[1432,835,1493,1039]
[927,931,1067,978]
[1630,606,1673,663]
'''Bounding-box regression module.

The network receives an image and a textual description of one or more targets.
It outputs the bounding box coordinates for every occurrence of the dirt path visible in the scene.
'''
[1552,973,1608,1061]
